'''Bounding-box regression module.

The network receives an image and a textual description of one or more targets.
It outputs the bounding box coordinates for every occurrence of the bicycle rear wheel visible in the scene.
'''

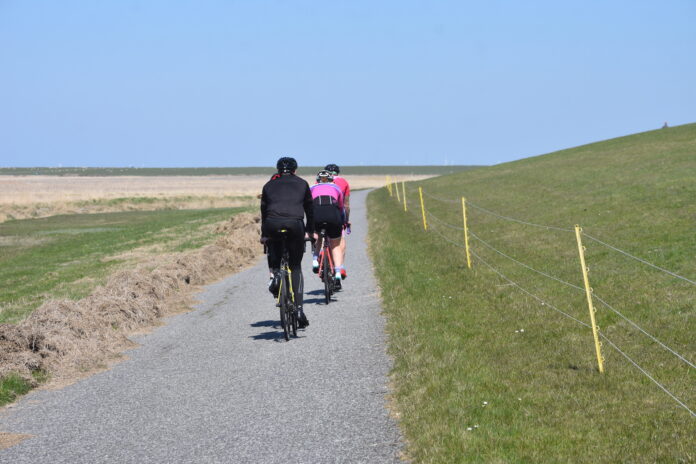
[322,249,331,304]
[278,275,290,341]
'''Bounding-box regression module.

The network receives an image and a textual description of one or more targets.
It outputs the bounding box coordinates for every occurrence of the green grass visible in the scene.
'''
[0,207,248,323]
[369,123,696,462]
[0,374,33,406]
[0,371,50,407]
[0,165,479,176]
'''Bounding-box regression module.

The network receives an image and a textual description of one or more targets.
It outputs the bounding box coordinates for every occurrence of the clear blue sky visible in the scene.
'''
[1,1,694,167]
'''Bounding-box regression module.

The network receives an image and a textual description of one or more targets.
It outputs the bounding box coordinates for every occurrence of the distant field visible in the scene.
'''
[0,165,478,176]
[0,173,437,222]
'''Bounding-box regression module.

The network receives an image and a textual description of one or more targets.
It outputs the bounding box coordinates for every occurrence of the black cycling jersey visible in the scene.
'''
[261,173,314,235]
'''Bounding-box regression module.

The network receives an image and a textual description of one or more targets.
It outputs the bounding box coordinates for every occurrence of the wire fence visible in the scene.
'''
[383,178,696,418]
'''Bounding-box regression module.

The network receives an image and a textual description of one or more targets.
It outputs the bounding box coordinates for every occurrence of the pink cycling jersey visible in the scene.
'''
[310,182,344,209]
[333,176,350,198]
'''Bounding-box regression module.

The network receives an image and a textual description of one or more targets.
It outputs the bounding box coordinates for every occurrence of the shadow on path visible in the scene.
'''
[249,331,286,341]
[305,288,334,305]
[251,320,280,328]
[250,320,284,342]
[249,320,307,342]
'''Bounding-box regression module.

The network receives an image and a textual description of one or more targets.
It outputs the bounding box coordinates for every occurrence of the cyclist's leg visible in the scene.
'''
[338,231,347,268]
[262,218,283,270]
[290,262,307,327]
[312,212,332,274]
[287,219,309,326]
[262,219,284,294]
[329,237,342,266]
[325,209,346,279]
[311,215,328,259]
[338,207,348,269]
[312,232,322,273]
[288,243,304,307]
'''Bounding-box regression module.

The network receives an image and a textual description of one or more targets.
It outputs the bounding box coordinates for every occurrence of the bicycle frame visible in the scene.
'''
[316,227,336,304]
[317,229,335,279]
[277,255,295,306]
[273,230,297,340]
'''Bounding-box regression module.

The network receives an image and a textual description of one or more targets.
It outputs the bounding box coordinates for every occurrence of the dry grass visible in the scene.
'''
[0,432,32,449]
[0,212,262,388]
[0,174,431,222]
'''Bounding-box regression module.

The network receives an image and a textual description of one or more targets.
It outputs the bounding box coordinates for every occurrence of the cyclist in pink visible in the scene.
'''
[310,170,345,283]
[324,164,350,280]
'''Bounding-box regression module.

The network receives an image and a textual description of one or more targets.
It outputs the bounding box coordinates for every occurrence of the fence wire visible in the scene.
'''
[426,210,464,230]
[415,185,696,286]
[467,200,575,233]
[592,294,696,370]
[468,247,590,328]
[583,232,696,287]
[468,230,584,292]
[469,245,696,418]
[420,189,460,204]
[424,199,696,372]
[598,335,696,418]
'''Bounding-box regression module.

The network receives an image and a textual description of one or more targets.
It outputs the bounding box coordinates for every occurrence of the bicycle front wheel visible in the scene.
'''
[322,250,331,305]
[288,274,297,336]
[290,306,297,337]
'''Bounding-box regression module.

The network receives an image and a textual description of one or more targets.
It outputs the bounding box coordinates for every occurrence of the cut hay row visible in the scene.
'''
[0,213,261,387]
[0,196,256,223]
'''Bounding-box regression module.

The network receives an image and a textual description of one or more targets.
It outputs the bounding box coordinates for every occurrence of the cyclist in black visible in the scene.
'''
[260,157,313,328]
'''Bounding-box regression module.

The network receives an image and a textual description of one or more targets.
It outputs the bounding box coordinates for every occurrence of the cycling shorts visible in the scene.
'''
[313,205,343,239]
[262,217,305,269]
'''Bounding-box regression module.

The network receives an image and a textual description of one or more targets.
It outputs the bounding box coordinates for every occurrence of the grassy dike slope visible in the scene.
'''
[368,124,695,463]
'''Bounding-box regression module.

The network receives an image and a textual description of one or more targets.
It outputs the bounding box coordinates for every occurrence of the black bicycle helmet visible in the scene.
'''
[276,157,298,173]
[316,170,334,182]
[324,163,340,175]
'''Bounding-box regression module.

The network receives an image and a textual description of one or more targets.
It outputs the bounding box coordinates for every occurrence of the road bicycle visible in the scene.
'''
[316,224,336,305]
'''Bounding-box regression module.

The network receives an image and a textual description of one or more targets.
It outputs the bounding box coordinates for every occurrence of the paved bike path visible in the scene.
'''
[0,190,403,463]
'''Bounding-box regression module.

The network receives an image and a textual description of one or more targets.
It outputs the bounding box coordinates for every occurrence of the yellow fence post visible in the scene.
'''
[386,176,393,196]
[395,179,401,202]
[418,187,427,230]
[574,225,605,373]
[402,181,407,211]
[461,197,472,268]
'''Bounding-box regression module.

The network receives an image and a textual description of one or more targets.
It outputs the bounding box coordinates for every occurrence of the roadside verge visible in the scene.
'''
[0,212,261,394]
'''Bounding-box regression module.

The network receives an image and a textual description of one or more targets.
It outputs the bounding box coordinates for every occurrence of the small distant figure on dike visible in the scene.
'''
[662,121,669,129]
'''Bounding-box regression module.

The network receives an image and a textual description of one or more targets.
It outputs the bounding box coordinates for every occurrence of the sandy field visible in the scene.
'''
[0,174,431,222]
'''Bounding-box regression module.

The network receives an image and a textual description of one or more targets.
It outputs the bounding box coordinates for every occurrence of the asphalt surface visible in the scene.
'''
[0,190,403,464]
